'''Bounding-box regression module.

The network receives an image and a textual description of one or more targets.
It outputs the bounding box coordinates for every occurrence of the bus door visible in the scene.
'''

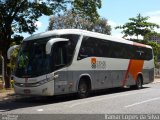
[50,41,70,95]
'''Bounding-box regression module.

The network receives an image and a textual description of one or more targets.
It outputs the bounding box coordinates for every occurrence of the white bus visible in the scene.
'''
[12,29,154,98]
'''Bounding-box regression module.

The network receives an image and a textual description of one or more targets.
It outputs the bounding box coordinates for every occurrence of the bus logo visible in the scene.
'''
[91,58,107,69]
[91,58,97,69]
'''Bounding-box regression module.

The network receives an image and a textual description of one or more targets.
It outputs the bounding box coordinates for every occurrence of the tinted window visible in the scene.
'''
[61,34,79,64]
[51,42,67,70]
[78,36,153,60]
[51,34,79,71]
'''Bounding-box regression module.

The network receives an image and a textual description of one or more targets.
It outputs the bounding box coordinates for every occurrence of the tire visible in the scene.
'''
[130,76,143,89]
[135,76,143,89]
[78,80,89,99]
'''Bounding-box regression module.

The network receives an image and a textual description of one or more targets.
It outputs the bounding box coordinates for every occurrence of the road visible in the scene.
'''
[0,83,160,120]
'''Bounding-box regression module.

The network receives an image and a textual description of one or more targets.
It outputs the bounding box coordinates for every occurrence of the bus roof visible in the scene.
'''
[24,29,152,49]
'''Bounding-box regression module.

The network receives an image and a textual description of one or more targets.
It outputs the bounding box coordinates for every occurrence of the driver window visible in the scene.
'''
[51,42,67,71]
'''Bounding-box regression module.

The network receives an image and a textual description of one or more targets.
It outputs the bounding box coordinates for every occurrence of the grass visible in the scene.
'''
[0,88,14,93]
[0,79,14,93]
[0,88,14,99]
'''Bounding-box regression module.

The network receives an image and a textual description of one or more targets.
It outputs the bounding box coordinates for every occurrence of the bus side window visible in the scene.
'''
[78,47,88,60]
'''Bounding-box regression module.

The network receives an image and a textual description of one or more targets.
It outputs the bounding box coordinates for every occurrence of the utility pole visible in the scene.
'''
[0,51,5,89]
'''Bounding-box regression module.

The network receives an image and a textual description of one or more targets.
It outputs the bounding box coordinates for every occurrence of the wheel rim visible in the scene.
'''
[78,82,88,98]
[137,77,142,88]
[79,83,87,94]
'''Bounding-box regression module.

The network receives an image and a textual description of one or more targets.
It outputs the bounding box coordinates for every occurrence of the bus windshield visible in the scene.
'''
[15,34,80,78]
[15,38,50,78]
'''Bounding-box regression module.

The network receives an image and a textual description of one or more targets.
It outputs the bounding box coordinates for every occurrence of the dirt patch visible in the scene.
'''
[0,89,14,100]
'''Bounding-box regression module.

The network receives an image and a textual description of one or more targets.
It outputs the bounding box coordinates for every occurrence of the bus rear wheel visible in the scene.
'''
[130,76,143,89]
[78,80,89,99]
[136,76,143,89]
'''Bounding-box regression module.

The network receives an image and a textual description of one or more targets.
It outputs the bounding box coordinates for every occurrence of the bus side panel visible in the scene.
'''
[70,58,130,91]
[53,69,92,95]
[149,68,154,83]
[142,69,150,84]
[143,60,154,84]
[97,70,112,89]
[53,70,69,95]
[142,69,154,84]
[104,58,130,88]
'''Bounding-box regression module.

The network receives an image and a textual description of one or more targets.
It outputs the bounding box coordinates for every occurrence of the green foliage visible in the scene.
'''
[143,32,160,68]
[7,46,19,73]
[115,13,159,39]
[48,10,111,35]
[0,0,101,88]
[147,41,160,68]
[0,0,53,39]
[0,0,102,46]
[11,35,23,45]
[10,79,14,88]
[73,0,101,22]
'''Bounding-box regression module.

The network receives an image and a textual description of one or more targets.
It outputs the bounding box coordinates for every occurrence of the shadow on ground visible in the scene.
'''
[0,86,149,112]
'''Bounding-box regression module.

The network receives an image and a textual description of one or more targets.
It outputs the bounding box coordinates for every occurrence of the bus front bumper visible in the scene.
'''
[14,81,54,96]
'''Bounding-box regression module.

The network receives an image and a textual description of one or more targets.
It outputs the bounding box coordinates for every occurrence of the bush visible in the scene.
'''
[10,80,14,88]
[0,80,2,89]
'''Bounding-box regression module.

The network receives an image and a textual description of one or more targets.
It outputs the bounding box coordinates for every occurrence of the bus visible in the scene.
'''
[10,29,154,98]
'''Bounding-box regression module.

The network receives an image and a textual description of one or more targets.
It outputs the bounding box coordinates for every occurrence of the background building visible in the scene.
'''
[149,34,160,44]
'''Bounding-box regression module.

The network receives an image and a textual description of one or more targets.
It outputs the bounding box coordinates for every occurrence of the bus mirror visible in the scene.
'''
[46,38,69,54]
[7,45,19,59]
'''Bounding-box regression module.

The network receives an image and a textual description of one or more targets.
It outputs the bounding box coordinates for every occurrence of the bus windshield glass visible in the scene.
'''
[15,34,79,78]
[15,38,50,77]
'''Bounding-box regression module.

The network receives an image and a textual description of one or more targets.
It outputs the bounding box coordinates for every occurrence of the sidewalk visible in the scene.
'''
[153,77,160,83]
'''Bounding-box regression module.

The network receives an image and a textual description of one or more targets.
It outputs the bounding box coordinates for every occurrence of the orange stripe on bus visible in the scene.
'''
[122,60,144,86]
[122,60,132,86]
[129,60,144,80]
[133,42,146,47]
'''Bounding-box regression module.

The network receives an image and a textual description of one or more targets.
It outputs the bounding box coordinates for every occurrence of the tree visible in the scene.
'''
[7,46,19,75]
[48,10,111,35]
[115,13,159,39]
[72,0,101,21]
[144,32,160,68]
[147,41,160,68]
[0,0,102,88]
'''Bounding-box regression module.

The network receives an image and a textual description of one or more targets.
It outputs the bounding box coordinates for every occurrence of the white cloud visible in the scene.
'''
[108,20,118,28]
[108,20,124,38]
[111,33,123,38]
[147,10,160,17]
[35,21,43,28]
[146,10,160,33]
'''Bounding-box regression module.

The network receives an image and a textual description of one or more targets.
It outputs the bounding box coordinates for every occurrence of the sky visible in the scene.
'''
[98,0,160,38]
[22,0,160,39]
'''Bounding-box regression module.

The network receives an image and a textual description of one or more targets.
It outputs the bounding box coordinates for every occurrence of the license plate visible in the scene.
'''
[24,89,31,94]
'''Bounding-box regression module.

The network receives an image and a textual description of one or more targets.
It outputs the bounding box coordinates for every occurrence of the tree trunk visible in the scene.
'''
[1,39,11,88]
[4,58,11,89]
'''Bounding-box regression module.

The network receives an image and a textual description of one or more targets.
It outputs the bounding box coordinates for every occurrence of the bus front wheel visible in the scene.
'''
[78,80,89,99]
